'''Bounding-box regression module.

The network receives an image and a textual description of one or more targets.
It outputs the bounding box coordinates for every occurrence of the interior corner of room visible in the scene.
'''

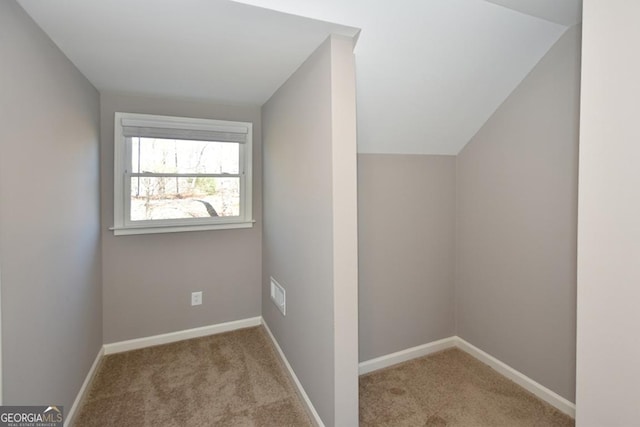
[1,0,639,426]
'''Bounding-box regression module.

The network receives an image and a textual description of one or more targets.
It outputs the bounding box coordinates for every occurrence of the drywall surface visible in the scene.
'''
[262,38,334,425]
[234,0,567,155]
[329,35,359,427]
[262,35,359,426]
[358,154,456,361]
[100,92,262,343]
[576,1,640,424]
[0,0,102,408]
[456,26,581,402]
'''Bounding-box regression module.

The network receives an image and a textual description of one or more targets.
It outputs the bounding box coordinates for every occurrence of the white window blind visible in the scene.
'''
[120,117,248,143]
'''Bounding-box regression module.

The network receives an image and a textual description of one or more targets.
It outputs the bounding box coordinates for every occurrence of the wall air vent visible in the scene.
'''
[270,277,286,316]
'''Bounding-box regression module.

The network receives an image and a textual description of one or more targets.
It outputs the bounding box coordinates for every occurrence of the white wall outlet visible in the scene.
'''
[270,277,286,316]
[191,291,203,306]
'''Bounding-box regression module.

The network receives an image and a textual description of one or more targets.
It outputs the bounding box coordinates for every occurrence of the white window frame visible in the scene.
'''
[112,112,253,236]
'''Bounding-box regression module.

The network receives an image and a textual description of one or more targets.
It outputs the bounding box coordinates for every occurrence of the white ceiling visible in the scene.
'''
[232,0,579,154]
[18,0,581,155]
[484,0,582,26]
[17,0,359,106]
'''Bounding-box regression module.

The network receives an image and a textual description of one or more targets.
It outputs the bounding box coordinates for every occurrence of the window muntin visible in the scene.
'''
[113,113,253,235]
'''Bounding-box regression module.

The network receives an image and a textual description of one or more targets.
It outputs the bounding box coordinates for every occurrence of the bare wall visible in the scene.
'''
[0,0,102,408]
[100,92,262,343]
[456,26,581,402]
[576,1,640,424]
[262,35,359,426]
[329,35,359,426]
[358,154,456,361]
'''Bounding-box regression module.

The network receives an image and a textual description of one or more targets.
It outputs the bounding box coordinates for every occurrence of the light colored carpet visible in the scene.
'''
[74,326,313,426]
[76,328,574,426]
[359,348,574,427]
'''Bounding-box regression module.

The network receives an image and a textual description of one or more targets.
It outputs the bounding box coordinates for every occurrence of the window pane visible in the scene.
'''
[130,177,240,221]
[131,137,239,174]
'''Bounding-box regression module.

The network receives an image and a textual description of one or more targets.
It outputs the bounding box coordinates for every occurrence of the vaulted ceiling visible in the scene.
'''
[18,0,581,154]
[17,0,358,105]
[232,0,581,154]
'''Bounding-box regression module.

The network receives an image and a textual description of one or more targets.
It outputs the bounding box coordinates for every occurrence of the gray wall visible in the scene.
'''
[456,26,581,402]
[576,1,640,424]
[358,154,456,361]
[0,0,102,408]
[262,35,359,426]
[100,92,262,343]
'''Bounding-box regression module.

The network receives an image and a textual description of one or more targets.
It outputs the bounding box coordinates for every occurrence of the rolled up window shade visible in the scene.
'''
[121,118,247,143]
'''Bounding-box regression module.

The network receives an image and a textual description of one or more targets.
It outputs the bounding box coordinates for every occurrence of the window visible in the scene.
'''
[112,112,253,235]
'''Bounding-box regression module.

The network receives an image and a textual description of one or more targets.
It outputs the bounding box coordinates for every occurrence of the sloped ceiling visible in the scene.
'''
[17,0,359,106]
[485,0,582,26]
[232,0,579,154]
[18,0,581,155]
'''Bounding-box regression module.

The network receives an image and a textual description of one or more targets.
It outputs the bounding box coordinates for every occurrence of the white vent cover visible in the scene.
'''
[270,277,286,316]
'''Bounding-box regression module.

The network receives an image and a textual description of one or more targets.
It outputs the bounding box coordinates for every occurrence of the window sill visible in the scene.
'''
[110,220,254,236]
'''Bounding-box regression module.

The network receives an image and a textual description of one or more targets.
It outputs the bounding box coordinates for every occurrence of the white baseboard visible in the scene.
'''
[64,347,104,427]
[261,318,325,427]
[454,337,576,418]
[358,337,457,375]
[103,317,262,355]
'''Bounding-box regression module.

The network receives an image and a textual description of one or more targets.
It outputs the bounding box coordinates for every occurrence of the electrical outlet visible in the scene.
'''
[191,291,203,306]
